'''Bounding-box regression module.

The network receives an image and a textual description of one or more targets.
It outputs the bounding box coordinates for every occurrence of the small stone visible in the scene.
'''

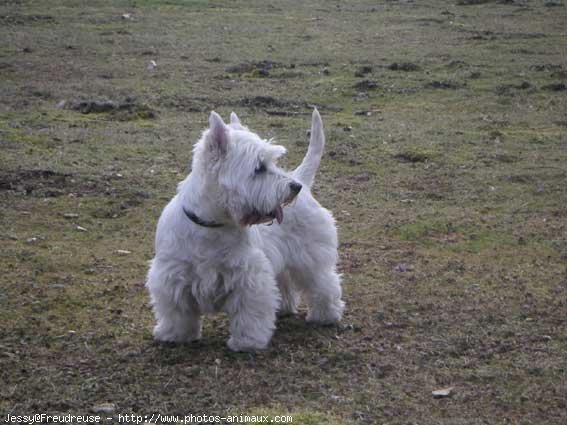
[432,387,454,398]
[91,403,116,414]
[394,263,413,273]
[76,226,88,232]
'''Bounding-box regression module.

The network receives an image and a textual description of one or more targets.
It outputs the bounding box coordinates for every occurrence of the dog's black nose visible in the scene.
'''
[290,182,302,195]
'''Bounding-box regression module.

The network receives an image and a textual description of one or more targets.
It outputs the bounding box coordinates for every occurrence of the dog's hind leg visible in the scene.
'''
[277,271,300,317]
[291,268,344,325]
[146,259,202,343]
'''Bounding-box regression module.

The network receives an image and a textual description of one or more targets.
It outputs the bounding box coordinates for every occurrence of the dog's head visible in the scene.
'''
[192,112,302,226]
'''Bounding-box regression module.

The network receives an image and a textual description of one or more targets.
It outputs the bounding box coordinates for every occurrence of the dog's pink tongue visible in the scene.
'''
[275,205,283,224]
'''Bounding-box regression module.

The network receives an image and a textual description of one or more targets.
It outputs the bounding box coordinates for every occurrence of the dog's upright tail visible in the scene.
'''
[293,108,325,188]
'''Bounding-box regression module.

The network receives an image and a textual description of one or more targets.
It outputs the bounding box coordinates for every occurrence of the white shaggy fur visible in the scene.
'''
[146,109,344,352]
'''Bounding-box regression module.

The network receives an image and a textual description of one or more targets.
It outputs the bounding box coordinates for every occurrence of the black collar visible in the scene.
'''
[183,206,224,228]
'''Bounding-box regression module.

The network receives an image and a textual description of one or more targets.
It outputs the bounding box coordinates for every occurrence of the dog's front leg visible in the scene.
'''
[222,255,281,352]
[146,259,202,343]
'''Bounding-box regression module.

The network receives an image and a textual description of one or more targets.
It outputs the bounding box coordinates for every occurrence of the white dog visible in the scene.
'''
[146,109,344,352]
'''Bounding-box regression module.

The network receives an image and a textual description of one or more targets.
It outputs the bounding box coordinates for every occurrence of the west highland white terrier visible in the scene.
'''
[146,109,344,352]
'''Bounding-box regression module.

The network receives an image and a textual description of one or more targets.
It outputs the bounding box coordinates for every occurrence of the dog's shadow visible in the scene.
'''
[146,313,343,366]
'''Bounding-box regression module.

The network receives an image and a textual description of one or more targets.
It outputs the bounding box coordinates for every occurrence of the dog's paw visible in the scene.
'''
[306,300,344,325]
[153,325,201,344]
[227,336,268,353]
[277,305,298,318]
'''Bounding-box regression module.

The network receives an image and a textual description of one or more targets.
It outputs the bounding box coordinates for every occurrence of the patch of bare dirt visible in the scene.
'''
[388,62,421,72]
[0,170,149,214]
[226,60,296,77]
[0,14,55,26]
[64,98,157,121]
[234,96,313,116]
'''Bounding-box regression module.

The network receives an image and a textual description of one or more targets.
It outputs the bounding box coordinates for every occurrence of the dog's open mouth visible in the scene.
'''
[240,198,295,226]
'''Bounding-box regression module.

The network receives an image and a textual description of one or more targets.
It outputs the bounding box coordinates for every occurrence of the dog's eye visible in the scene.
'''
[255,163,267,174]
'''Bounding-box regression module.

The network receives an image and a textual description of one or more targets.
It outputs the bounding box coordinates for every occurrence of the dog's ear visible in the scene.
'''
[207,111,229,158]
[229,111,248,131]
[230,112,241,126]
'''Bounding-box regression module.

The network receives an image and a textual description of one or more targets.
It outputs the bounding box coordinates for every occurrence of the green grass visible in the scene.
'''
[1,0,567,424]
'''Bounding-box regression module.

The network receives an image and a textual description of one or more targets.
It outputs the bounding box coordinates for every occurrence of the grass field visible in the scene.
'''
[1,1,566,424]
